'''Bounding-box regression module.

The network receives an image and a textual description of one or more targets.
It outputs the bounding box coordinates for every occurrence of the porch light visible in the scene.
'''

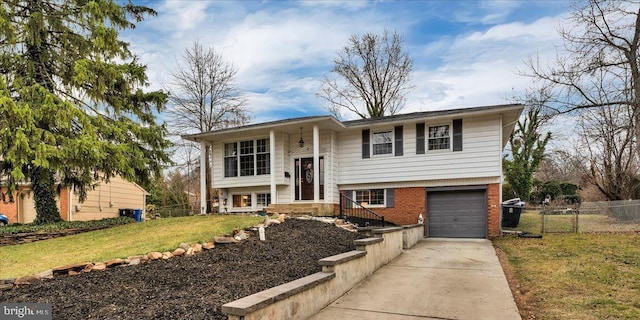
[298,127,304,148]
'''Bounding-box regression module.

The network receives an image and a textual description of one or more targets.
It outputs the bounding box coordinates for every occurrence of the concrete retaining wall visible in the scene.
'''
[222,224,424,320]
[403,224,424,249]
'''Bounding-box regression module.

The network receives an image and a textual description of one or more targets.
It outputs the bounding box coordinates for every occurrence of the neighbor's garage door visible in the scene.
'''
[427,189,487,238]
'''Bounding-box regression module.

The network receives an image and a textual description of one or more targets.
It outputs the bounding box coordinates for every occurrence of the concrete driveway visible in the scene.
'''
[310,238,521,320]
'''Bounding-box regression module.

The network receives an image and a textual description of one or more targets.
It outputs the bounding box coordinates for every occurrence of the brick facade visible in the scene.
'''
[487,183,501,238]
[0,187,70,224]
[369,187,425,226]
[341,183,502,239]
[0,187,19,224]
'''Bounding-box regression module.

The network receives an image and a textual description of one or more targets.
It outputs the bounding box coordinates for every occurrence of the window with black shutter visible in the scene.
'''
[416,123,425,154]
[453,119,463,152]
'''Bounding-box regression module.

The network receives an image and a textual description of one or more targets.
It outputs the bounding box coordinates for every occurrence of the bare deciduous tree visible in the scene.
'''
[169,41,249,134]
[319,30,414,119]
[523,0,640,200]
[168,41,250,213]
[577,105,640,200]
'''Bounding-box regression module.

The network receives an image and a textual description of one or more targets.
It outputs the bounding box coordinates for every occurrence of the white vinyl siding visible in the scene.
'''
[214,130,339,205]
[338,115,502,185]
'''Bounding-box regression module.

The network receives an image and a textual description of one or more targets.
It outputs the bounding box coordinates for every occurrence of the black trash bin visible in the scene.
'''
[501,199,525,228]
[119,208,134,218]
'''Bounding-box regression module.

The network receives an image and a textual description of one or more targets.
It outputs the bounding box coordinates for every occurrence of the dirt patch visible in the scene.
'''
[0,219,364,319]
[495,246,536,320]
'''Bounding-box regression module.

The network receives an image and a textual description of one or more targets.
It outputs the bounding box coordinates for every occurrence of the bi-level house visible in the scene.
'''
[183,104,523,239]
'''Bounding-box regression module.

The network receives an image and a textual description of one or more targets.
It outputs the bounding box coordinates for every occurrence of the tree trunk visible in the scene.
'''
[31,167,63,224]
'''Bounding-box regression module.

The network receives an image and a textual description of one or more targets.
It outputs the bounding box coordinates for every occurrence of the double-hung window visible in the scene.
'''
[240,140,254,176]
[224,138,270,177]
[256,193,271,207]
[224,143,238,177]
[354,189,385,206]
[256,139,270,175]
[372,131,393,155]
[428,125,450,151]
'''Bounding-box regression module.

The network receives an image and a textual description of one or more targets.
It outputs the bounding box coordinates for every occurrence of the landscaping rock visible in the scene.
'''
[161,252,173,260]
[202,242,215,250]
[278,214,286,223]
[14,275,39,285]
[234,230,247,241]
[82,264,95,273]
[92,263,107,271]
[105,258,126,268]
[185,248,195,256]
[128,255,147,262]
[128,259,141,266]
[36,269,53,279]
[53,262,92,276]
[147,252,163,260]
[172,248,186,257]
[68,270,79,276]
[179,243,191,251]
[269,219,281,225]
[214,236,238,244]
[0,283,13,291]
[192,243,203,253]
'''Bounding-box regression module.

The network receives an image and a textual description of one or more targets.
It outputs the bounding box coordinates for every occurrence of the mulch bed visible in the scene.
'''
[0,219,364,319]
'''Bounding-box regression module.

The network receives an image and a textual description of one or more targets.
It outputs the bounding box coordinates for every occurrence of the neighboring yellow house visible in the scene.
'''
[1,176,149,224]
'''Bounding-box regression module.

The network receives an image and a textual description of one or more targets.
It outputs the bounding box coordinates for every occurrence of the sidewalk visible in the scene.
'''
[309,238,521,320]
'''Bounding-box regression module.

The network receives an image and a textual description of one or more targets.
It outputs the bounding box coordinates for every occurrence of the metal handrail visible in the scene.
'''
[339,193,385,227]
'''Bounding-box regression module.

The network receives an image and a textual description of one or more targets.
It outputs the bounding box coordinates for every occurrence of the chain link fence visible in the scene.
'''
[512,200,640,234]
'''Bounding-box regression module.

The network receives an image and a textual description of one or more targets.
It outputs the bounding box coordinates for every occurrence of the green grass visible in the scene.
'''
[0,215,263,278]
[494,233,640,319]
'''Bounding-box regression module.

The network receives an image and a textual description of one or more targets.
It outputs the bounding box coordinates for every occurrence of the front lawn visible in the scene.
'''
[0,215,263,278]
[494,233,640,320]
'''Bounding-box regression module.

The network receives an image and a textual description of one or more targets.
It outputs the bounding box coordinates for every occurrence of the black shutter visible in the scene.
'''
[416,123,425,154]
[386,189,395,208]
[394,125,403,156]
[453,119,463,152]
[344,190,353,208]
[362,129,370,159]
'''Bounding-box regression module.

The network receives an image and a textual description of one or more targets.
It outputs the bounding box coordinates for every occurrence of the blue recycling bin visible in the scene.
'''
[132,209,143,222]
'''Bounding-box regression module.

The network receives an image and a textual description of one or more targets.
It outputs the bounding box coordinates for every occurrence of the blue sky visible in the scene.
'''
[124,0,573,124]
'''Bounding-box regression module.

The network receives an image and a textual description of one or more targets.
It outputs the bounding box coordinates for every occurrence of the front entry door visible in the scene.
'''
[295,157,324,201]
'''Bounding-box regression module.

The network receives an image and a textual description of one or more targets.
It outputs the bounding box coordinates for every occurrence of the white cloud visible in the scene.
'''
[123,1,573,125]
[405,13,569,112]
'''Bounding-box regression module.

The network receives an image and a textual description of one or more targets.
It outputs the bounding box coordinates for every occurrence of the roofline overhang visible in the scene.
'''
[182,115,345,142]
[343,104,524,128]
[181,103,525,142]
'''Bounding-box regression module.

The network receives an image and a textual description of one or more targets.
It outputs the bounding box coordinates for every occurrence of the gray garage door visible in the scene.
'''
[427,190,487,238]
